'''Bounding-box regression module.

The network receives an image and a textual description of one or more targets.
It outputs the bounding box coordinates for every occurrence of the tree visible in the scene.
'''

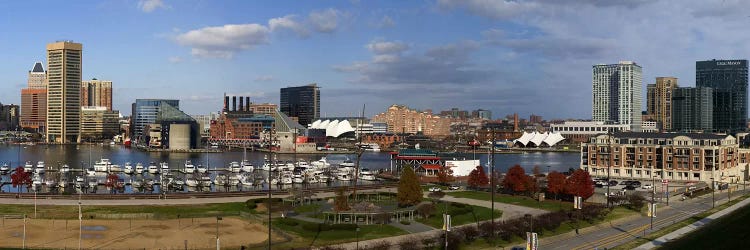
[467,166,488,189]
[104,173,119,194]
[546,171,566,200]
[502,165,528,194]
[333,187,350,212]
[397,166,423,207]
[436,166,455,184]
[10,167,31,193]
[532,166,542,176]
[565,169,594,199]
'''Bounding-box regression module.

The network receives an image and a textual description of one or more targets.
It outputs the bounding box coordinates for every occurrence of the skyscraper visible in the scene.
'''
[81,79,113,110]
[646,77,678,131]
[672,87,713,132]
[592,61,643,131]
[20,62,47,131]
[696,59,748,133]
[130,99,179,141]
[46,41,82,143]
[280,83,320,126]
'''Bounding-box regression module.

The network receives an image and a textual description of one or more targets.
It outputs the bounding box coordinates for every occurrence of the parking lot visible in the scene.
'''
[590,177,710,204]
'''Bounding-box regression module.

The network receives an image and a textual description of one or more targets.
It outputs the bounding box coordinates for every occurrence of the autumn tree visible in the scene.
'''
[10,167,31,193]
[437,165,455,184]
[467,166,489,189]
[333,187,350,212]
[105,173,119,193]
[532,166,542,177]
[565,169,594,199]
[546,171,566,200]
[397,166,423,207]
[502,165,528,194]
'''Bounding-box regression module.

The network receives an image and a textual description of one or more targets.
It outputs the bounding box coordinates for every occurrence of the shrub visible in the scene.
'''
[446,231,463,250]
[397,237,422,250]
[417,203,436,219]
[400,220,411,225]
[458,225,480,242]
[365,241,390,250]
[625,193,646,211]
[421,235,438,249]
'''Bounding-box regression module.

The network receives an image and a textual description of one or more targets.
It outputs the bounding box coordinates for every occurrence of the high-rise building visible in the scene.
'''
[0,104,20,131]
[130,99,179,142]
[280,84,320,126]
[80,106,119,141]
[20,62,47,131]
[696,59,748,133]
[646,77,678,131]
[672,87,713,132]
[249,103,278,116]
[81,79,113,110]
[471,109,492,120]
[371,104,451,137]
[592,61,643,131]
[46,41,82,143]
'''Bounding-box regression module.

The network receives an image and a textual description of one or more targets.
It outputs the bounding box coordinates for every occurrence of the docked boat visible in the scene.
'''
[123,163,134,174]
[0,163,10,174]
[359,143,381,152]
[270,178,279,185]
[88,178,98,188]
[147,162,159,174]
[312,171,329,183]
[228,174,241,186]
[214,174,227,186]
[173,178,185,187]
[239,173,253,186]
[184,160,196,174]
[336,172,352,181]
[229,162,241,173]
[109,164,122,172]
[196,164,208,174]
[311,157,331,168]
[32,174,43,186]
[35,161,45,174]
[160,162,169,172]
[241,160,254,172]
[340,159,355,167]
[135,163,145,174]
[60,164,71,174]
[261,160,276,171]
[200,176,212,187]
[359,170,376,181]
[296,160,311,169]
[280,173,293,185]
[93,159,112,172]
[131,179,143,188]
[86,167,97,176]
[24,161,33,172]
[185,178,199,187]
[45,178,58,187]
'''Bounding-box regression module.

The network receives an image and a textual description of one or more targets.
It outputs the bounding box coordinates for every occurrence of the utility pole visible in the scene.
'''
[267,128,274,250]
[606,129,612,208]
[651,174,655,230]
[490,127,496,237]
[353,104,365,201]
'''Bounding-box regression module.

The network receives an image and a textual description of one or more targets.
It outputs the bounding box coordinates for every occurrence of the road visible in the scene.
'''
[536,185,748,250]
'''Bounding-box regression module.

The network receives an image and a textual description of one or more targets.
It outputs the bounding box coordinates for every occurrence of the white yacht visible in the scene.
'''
[60,164,71,174]
[123,162,134,174]
[147,162,159,174]
[340,159,355,167]
[279,173,293,185]
[86,167,97,176]
[196,164,208,174]
[109,164,122,172]
[228,174,241,186]
[45,177,58,187]
[93,159,112,172]
[200,176,212,187]
[185,177,198,187]
[160,162,169,172]
[184,160,196,174]
[311,157,331,169]
[24,161,33,172]
[296,160,311,169]
[131,179,143,188]
[32,174,43,187]
[135,163,145,174]
[0,163,11,174]
[336,172,352,181]
[229,162,241,173]
[35,161,45,174]
[359,143,381,152]
[312,171,329,183]
[239,173,253,186]
[359,169,376,181]
[214,174,227,186]
[240,160,254,172]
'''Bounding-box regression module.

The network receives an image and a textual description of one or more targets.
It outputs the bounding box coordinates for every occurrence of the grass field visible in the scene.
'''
[448,191,573,211]
[0,202,248,219]
[272,217,407,247]
[416,202,503,228]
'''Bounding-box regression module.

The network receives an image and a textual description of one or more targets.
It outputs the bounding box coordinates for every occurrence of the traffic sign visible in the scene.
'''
[661,179,669,184]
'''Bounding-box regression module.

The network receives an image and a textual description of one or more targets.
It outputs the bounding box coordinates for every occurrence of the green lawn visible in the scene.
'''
[660,200,750,249]
[449,191,573,211]
[416,202,502,228]
[0,202,248,219]
[272,217,407,247]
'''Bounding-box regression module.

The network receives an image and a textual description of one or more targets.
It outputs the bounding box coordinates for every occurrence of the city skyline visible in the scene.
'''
[1,1,750,119]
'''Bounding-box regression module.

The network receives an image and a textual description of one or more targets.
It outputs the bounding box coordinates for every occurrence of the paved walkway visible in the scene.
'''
[441,195,548,219]
[635,193,750,249]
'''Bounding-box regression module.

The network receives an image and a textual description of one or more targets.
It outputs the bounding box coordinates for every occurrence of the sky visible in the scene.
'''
[1,0,749,120]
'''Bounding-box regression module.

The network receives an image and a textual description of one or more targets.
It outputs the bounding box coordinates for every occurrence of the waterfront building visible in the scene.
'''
[80,106,119,141]
[20,62,47,131]
[0,104,20,131]
[249,103,277,116]
[146,102,201,150]
[529,114,543,124]
[81,79,113,110]
[549,121,630,144]
[592,61,643,131]
[191,113,218,138]
[372,122,388,133]
[646,77,678,131]
[696,59,748,133]
[672,87,713,132]
[371,104,451,138]
[280,84,320,127]
[580,132,741,182]
[46,41,82,143]
[471,109,492,120]
[130,99,179,143]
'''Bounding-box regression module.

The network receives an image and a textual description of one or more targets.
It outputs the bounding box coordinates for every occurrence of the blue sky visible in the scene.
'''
[1,0,749,120]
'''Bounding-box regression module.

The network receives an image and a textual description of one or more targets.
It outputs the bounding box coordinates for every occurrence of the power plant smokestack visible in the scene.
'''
[232,96,237,111]
[223,95,229,112]
[239,96,244,112]
[245,97,250,111]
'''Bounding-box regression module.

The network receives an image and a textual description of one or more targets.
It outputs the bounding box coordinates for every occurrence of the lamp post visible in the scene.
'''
[606,130,612,208]
[78,200,82,250]
[490,127,496,237]
[216,216,222,250]
[22,214,26,249]
[355,226,360,250]
[650,175,656,230]
[710,178,715,208]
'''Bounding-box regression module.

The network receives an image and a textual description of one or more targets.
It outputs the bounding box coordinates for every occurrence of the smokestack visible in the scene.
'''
[239,96,244,112]
[232,96,237,111]
[223,95,229,112]
[514,113,519,132]
[245,97,250,111]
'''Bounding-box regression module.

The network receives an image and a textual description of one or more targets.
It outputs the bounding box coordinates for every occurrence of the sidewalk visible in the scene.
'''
[635,193,750,249]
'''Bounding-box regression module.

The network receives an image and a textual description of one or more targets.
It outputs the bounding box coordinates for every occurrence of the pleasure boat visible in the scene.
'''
[35,161,46,174]
[228,174,241,186]
[185,177,199,187]
[214,174,227,186]
[109,164,122,172]
[184,160,195,174]
[87,178,98,188]
[147,162,159,174]
[239,173,253,186]
[135,163,145,174]
[45,178,58,187]
[311,157,331,169]
[196,164,208,174]
[160,162,169,173]
[312,171,329,183]
[336,172,352,181]
[123,162,134,174]
[200,176,212,187]
[296,160,310,169]
[0,163,10,174]
[173,178,185,187]
[229,162,241,173]
[261,160,276,171]
[60,164,71,174]
[269,177,279,185]
[131,179,143,189]
[86,167,97,176]
[359,171,376,181]
[24,161,33,172]
[293,176,304,184]
[340,159,355,167]
[280,173,293,185]
[240,160,254,172]
[359,143,381,152]
[32,174,43,186]
[93,159,112,172]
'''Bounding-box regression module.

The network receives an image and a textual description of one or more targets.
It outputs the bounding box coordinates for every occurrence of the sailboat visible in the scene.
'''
[241,147,254,172]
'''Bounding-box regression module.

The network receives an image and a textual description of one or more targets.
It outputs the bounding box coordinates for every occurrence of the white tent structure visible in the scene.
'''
[309,119,356,137]
[513,131,565,147]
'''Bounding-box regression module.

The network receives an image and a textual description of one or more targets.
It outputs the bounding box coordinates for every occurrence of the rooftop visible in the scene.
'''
[613,132,729,140]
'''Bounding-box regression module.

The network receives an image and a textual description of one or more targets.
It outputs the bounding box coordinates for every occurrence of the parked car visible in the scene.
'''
[448,185,461,190]
[622,185,636,190]
[609,180,618,186]
[641,184,653,189]
[631,181,641,188]
[428,186,442,192]
[621,181,632,186]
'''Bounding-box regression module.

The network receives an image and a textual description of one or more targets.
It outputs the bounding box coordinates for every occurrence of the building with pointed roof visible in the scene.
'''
[21,62,48,131]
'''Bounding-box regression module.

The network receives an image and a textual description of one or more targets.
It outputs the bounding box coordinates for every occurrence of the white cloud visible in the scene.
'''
[269,15,310,37]
[366,40,409,55]
[377,15,395,28]
[175,23,270,59]
[254,75,275,82]
[168,56,183,63]
[138,0,168,13]
[309,8,343,33]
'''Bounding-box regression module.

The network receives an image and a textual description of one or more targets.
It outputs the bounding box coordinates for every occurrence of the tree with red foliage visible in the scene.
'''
[502,165,528,194]
[10,167,31,193]
[467,166,489,189]
[546,171,566,200]
[105,173,119,194]
[437,165,455,184]
[565,169,595,199]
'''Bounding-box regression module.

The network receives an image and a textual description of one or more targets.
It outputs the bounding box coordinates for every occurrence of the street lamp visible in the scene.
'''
[650,175,657,230]
[215,216,222,249]
[710,178,715,208]
[355,226,360,250]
